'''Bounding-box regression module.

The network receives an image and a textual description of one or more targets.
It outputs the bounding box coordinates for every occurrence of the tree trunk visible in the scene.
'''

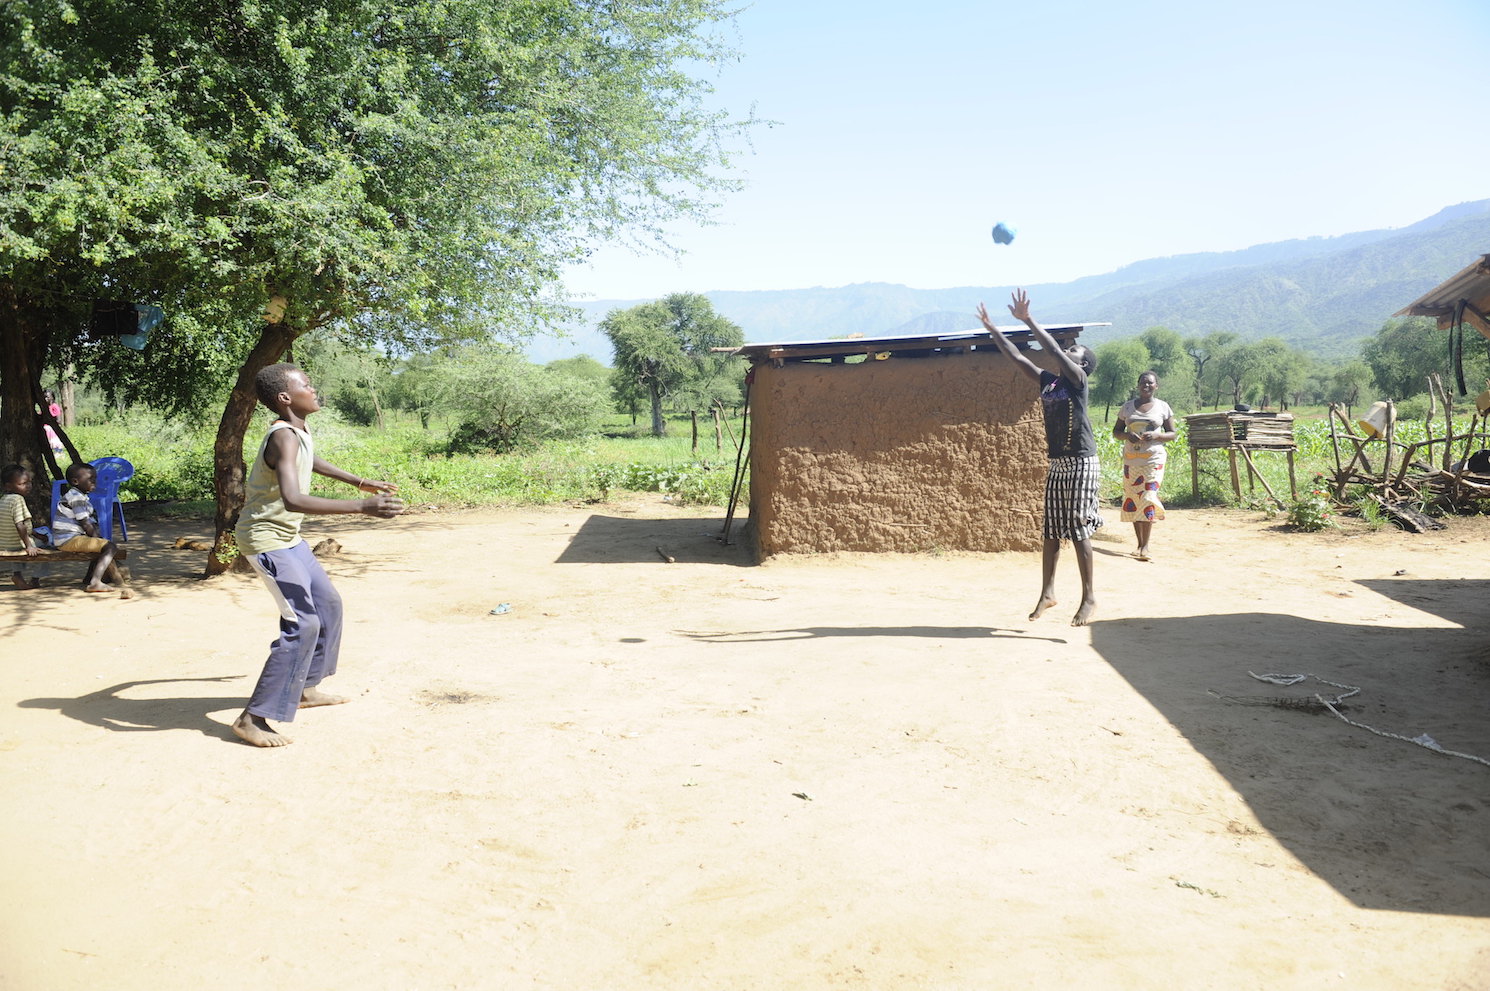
[712,405,722,454]
[690,409,698,455]
[0,285,56,520]
[205,321,299,576]
[648,381,666,437]
[368,381,385,431]
[59,370,76,426]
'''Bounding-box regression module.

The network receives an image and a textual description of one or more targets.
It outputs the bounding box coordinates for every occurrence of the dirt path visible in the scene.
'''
[2,499,1487,989]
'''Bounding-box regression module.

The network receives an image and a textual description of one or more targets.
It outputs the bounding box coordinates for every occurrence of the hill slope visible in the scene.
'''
[532,200,1490,363]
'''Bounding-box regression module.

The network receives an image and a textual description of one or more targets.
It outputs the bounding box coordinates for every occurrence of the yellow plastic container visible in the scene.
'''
[1358,401,1395,439]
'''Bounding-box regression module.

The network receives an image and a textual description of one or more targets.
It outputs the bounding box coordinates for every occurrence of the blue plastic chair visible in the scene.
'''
[88,457,133,543]
[44,478,67,546]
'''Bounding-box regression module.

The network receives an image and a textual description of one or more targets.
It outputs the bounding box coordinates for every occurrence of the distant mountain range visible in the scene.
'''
[530,199,1490,364]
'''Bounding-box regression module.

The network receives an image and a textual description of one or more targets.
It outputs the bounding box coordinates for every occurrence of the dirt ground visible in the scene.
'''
[2,496,1489,990]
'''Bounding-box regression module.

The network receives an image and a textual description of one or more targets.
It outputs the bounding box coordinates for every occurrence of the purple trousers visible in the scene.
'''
[245,540,343,722]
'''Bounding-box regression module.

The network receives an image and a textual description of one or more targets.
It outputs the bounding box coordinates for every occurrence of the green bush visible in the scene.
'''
[1285,475,1335,531]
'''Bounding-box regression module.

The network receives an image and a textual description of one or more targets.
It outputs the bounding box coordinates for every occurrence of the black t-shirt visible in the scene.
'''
[1038,370,1097,458]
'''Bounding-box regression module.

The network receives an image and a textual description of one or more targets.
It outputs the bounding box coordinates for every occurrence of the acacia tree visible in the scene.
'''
[1091,338,1150,419]
[2,0,750,569]
[1184,331,1236,408]
[1330,361,1372,419]
[1137,326,1187,382]
[1262,346,1309,410]
[601,293,743,437]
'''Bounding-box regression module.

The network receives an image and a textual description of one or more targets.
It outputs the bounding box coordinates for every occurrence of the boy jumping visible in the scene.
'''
[232,363,403,748]
[977,289,1103,627]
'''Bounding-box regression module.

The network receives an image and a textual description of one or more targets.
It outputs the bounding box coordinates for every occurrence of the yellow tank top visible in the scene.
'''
[235,421,314,555]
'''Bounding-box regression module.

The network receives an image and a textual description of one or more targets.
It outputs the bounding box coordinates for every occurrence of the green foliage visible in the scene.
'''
[66,413,216,502]
[434,347,609,454]
[1285,475,1336,531]
[593,461,734,505]
[2,0,755,483]
[383,353,443,428]
[546,355,612,388]
[1214,337,1289,407]
[1353,494,1387,531]
[69,404,749,510]
[1329,360,1373,415]
[1137,327,1198,409]
[601,293,745,436]
[1360,317,1484,399]
[296,336,396,428]
[1183,331,1237,407]
[1137,327,1187,381]
[1091,339,1151,416]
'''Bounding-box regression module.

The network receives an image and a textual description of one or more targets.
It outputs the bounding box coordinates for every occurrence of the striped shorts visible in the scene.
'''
[1043,455,1105,542]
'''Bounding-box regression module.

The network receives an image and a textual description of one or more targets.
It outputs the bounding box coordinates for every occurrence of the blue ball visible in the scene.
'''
[991,222,1017,245]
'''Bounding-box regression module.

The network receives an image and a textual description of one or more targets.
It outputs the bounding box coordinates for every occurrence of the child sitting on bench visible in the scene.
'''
[51,462,129,594]
[1,464,45,589]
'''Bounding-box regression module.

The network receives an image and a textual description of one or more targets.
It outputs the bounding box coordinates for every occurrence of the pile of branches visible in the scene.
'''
[1327,375,1490,528]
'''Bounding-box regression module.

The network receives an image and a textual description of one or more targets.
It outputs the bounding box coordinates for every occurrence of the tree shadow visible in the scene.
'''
[1087,605,1490,916]
[18,677,246,741]
[555,513,754,566]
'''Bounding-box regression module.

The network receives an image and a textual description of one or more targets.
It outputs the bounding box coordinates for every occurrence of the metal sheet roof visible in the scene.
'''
[731,322,1109,361]
[1394,254,1490,326]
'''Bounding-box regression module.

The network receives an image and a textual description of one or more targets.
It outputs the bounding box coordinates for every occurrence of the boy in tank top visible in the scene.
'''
[232,363,403,747]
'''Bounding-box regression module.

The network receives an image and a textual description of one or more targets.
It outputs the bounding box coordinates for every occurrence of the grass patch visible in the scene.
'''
[67,409,749,509]
[69,403,1476,516]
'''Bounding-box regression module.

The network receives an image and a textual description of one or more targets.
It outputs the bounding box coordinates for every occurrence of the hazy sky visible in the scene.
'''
[562,0,1490,302]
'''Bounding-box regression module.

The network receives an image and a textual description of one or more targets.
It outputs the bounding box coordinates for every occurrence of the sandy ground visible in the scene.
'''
[2,496,1489,990]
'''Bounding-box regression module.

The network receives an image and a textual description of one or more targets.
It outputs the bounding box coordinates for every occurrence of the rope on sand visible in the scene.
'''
[1208,672,1490,769]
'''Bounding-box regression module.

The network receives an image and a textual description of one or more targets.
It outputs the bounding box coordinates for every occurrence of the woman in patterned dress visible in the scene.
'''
[1112,371,1176,561]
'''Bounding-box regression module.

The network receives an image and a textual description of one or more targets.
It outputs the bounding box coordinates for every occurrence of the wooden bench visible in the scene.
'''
[0,547,108,563]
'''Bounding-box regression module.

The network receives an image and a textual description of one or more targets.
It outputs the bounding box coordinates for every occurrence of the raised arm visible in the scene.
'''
[976,303,1041,382]
[1008,289,1087,385]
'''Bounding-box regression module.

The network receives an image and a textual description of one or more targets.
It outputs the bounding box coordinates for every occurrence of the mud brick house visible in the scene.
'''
[733,321,1106,557]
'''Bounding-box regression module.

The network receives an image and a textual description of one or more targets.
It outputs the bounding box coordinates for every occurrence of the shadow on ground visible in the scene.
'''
[18,677,245,742]
[1087,581,1490,916]
[555,513,754,566]
[680,626,1068,644]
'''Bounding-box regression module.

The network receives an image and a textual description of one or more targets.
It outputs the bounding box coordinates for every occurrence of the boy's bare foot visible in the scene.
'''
[232,711,291,747]
[84,582,116,593]
[1071,600,1097,627]
[299,687,347,708]
[11,574,38,589]
[1029,596,1058,620]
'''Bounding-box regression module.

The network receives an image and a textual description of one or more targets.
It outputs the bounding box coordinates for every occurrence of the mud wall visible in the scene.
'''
[749,349,1056,556]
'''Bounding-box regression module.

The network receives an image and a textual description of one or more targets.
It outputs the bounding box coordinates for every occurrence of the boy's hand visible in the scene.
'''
[975,302,999,332]
[23,543,39,557]
[1007,288,1033,325]
[360,493,405,519]
[356,478,398,494]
